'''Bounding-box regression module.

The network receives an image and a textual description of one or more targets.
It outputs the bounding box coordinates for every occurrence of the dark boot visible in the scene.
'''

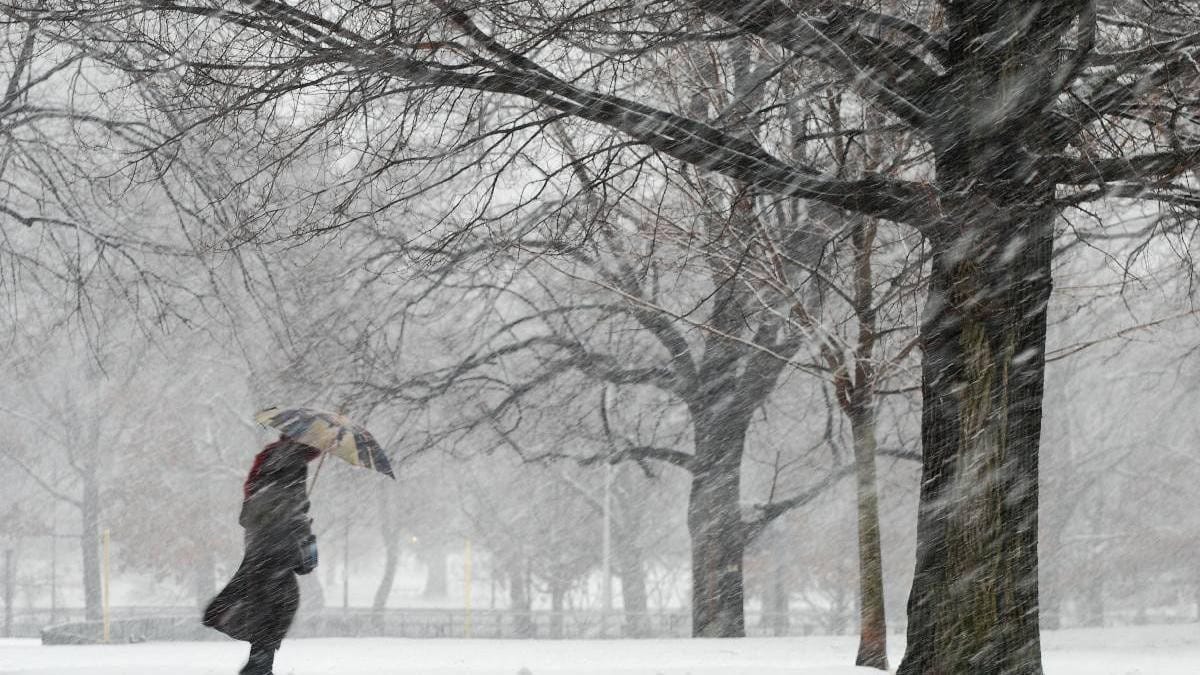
[239,643,276,675]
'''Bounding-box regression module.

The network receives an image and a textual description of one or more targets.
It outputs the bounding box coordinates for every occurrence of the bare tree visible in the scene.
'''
[736,96,925,666]
[458,455,603,638]
[108,361,254,609]
[1,330,141,620]
[389,188,853,640]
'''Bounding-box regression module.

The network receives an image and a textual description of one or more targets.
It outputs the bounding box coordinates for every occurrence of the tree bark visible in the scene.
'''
[897,194,1053,675]
[851,408,888,669]
[687,414,750,638]
[847,215,888,670]
[898,8,1063,661]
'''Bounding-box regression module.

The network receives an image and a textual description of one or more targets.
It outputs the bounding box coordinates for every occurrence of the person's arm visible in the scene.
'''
[238,490,264,529]
[240,475,303,547]
[293,492,318,575]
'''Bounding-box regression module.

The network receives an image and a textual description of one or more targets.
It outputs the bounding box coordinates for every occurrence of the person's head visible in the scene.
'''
[246,437,318,498]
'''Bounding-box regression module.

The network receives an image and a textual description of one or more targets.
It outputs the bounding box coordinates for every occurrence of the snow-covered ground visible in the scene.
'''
[2,624,1197,674]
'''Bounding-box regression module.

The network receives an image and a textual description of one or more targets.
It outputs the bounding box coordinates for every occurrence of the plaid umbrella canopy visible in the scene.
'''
[254,406,395,479]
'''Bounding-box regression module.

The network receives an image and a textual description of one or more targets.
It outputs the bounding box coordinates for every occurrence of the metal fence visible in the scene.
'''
[32,607,836,644]
[8,606,189,641]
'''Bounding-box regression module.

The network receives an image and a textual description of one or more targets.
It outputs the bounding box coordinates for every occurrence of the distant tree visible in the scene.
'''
[390,199,850,639]
[1040,263,1200,628]
[459,455,603,637]
[108,364,253,609]
[0,17,256,618]
[1,333,138,620]
[742,98,925,666]
[370,452,459,619]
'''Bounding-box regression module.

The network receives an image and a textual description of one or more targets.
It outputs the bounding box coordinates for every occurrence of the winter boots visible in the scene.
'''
[239,642,276,675]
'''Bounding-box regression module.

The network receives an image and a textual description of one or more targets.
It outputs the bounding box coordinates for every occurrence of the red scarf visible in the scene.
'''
[243,438,322,499]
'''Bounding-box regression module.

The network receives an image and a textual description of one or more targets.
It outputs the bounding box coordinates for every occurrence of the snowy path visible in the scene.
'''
[2,625,1197,674]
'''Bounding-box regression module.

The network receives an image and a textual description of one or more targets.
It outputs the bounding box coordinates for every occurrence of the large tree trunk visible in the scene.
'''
[897,193,1053,675]
[848,215,888,670]
[80,471,102,622]
[687,414,749,638]
[850,408,887,669]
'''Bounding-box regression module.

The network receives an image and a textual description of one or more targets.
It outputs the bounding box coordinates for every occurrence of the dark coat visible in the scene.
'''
[203,441,314,646]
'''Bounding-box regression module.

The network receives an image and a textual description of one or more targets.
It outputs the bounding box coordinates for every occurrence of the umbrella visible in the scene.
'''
[254,406,395,480]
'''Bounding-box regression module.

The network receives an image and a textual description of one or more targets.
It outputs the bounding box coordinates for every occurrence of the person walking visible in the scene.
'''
[204,436,321,675]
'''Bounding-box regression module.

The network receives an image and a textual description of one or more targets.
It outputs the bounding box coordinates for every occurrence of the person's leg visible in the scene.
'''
[239,642,277,675]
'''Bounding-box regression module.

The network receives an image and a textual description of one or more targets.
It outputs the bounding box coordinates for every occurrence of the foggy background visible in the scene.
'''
[3,204,1195,638]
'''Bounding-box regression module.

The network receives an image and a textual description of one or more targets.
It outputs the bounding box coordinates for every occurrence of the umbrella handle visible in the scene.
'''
[307,452,327,498]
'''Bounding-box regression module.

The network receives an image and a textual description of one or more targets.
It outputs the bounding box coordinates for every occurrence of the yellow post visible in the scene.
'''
[463,539,472,638]
[101,528,111,643]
